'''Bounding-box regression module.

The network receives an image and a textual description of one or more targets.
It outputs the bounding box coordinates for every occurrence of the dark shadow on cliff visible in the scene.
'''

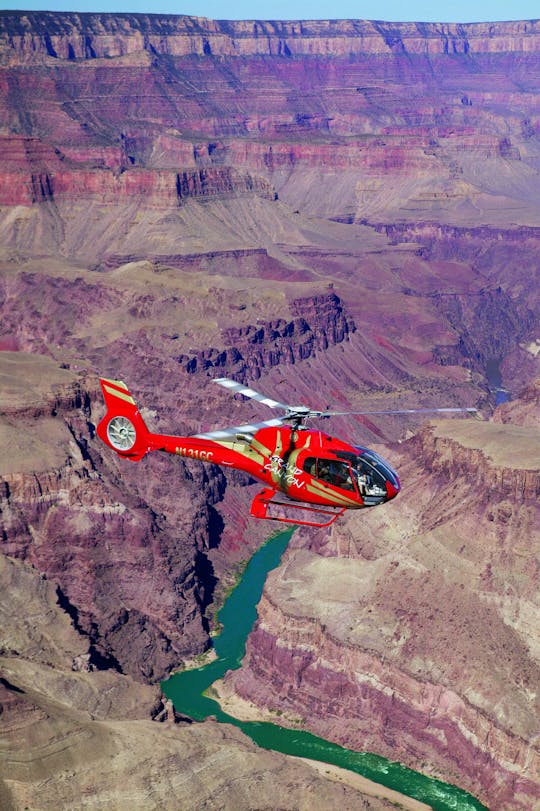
[0,676,25,694]
[194,548,218,634]
[55,585,124,673]
[207,503,225,550]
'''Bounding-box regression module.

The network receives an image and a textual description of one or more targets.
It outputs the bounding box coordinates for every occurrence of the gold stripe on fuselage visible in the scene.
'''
[250,436,274,459]
[102,378,130,391]
[306,480,359,507]
[213,438,266,467]
[269,430,283,489]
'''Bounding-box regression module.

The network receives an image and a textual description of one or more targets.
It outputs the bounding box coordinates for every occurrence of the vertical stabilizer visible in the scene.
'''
[96,378,154,461]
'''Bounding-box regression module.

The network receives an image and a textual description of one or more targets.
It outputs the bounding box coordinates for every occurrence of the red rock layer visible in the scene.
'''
[0,154,274,207]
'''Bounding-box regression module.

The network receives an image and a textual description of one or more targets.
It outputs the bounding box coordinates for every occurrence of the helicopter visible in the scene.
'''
[97,376,477,527]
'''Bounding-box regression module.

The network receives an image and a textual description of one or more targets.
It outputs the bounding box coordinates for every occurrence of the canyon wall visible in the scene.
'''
[225,407,540,810]
[2,14,540,59]
[0,11,539,809]
[0,353,219,681]
[2,11,540,228]
[0,549,397,811]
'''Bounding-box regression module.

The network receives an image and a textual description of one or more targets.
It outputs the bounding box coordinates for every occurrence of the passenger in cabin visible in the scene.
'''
[327,461,353,489]
[306,458,355,490]
[317,461,332,482]
[357,470,373,495]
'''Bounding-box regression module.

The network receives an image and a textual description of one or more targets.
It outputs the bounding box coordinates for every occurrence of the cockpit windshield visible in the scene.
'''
[352,457,387,497]
[355,447,400,489]
[303,448,399,502]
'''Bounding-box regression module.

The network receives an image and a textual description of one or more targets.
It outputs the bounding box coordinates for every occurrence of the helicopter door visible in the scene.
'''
[303,457,357,492]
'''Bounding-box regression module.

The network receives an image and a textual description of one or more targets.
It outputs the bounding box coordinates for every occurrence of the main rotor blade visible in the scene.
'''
[194,417,284,440]
[211,378,478,423]
[322,407,478,416]
[213,378,289,411]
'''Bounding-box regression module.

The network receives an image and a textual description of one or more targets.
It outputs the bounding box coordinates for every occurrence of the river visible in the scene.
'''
[486,357,511,405]
[162,530,488,811]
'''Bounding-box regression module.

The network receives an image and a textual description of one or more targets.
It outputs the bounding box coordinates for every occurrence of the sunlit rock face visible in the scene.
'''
[2,13,540,230]
[226,407,540,811]
[0,11,539,809]
[0,552,397,811]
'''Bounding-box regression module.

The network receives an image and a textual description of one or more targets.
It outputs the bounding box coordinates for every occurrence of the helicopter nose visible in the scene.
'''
[385,477,400,500]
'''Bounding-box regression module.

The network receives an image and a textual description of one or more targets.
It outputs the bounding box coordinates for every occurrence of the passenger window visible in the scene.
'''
[303,457,317,476]
[308,458,356,491]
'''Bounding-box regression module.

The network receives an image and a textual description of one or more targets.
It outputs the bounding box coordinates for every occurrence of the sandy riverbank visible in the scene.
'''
[212,679,433,811]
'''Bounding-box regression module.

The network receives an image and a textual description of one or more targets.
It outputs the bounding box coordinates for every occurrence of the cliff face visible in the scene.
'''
[0,552,399,811]
[2,14,540,59]
[0,163,275,208]
[0,352,219,681]
[178,292,356,378]
[2,12,540,228]
[0,11,539,808]
[225,415,540,811]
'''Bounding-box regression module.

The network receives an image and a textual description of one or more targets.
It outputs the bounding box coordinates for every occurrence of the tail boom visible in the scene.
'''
[97,378,224,464]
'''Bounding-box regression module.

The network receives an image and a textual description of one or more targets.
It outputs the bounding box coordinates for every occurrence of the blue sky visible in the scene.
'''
[1,0,538,23]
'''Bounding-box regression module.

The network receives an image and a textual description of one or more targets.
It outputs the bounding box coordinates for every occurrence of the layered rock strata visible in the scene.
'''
[178,292,356,378]
[0,551,399,811]
[0,352,216,681]
[2,13,540,228]
[2,14,540,59]
[224,416,540,810]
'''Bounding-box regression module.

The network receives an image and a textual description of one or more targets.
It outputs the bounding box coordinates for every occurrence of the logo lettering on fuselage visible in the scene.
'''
[264,455,305,489]
[176,446,214,461]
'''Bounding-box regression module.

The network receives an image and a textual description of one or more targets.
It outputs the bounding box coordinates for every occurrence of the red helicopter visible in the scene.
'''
[97,377,476,527]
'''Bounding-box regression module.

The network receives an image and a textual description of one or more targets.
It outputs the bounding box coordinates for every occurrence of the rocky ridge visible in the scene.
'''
[178,292,356,378]
[224,409,540,811]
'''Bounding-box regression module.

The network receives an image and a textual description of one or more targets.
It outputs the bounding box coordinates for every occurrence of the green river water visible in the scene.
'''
[162,530,488,811]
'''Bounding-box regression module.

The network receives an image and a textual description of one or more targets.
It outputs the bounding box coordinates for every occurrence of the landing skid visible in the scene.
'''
[251,488,346,528]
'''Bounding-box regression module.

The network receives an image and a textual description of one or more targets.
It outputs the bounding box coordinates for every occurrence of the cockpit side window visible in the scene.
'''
[303,457,317,476]
[303,457,356,491]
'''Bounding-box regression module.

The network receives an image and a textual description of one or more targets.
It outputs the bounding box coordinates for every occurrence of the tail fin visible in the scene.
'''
[96,378,154,461]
